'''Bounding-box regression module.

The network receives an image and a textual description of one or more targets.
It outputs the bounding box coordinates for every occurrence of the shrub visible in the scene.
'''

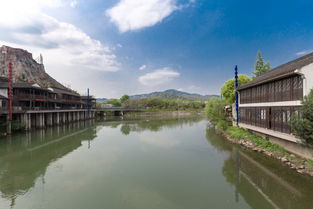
[291,89,313,142]
[216,120,230,133]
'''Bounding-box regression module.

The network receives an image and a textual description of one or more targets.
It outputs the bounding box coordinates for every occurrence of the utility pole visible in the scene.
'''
[235,65,239,126]
[87,88,90,118]
[7,61,13,134]
[2,46,13,134]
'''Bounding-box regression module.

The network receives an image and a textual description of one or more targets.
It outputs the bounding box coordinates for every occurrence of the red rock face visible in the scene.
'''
[0,45,68,91]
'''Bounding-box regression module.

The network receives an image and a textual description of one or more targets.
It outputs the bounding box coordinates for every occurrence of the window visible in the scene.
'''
[261,109,266,120]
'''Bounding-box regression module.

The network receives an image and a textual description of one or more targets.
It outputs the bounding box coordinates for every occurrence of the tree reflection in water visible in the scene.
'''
[205,127,313,209]
[0,120,97,208]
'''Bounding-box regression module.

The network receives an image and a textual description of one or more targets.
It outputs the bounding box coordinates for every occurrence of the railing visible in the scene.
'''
[14,93,55,100]
[14,94,84,104]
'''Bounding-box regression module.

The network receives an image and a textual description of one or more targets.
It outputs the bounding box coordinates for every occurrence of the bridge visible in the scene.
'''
[96,107,142,116]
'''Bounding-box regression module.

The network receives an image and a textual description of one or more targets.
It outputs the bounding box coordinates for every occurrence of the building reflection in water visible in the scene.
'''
[0,120,97,208]
[0,115,203,208]
[4,117,313,209]
[206,127,313,209]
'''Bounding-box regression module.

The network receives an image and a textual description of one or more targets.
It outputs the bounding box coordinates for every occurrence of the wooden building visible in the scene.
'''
[0,78,87,111]
[0,45,97,133]
[237,53,313,143]
[0,78,97,133]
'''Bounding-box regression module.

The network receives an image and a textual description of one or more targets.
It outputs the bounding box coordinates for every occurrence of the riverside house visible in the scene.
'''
[0,46,97,132]
[236,53,313,143]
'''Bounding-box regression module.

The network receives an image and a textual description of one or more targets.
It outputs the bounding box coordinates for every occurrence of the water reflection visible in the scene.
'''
[98,116,204,135]
[0,116,203,208]
[0,120,97,208]
[0,117,313,209]
[205,127,313,209]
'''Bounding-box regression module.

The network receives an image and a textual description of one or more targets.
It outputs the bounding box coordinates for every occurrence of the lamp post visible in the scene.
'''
[235,65,239,126]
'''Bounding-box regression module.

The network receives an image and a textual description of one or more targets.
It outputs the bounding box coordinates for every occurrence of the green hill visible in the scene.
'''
[130,89,219,101]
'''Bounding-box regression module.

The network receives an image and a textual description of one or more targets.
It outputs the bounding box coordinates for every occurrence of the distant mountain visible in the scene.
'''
[96,98,108,102]
[130,89,219,101]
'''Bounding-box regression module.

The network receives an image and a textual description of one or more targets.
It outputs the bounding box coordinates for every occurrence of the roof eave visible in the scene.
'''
[237,71,296,91]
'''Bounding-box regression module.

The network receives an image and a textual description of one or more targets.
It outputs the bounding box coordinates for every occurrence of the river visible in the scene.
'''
[0,116,313,209]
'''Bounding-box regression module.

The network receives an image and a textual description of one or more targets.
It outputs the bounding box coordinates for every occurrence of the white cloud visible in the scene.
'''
[139,64,147,70]
[296,50,313,56]
[138,133,179,148]
[138,67,180,86]
[70,0,78,8]
[106,0,179,33]
[0,0,119,72]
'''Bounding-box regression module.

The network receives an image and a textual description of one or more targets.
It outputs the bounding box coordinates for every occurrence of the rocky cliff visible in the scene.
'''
[0,45,73,92]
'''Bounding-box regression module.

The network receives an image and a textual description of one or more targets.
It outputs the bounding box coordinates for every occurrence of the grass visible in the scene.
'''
[224,125,286,154]
[306,160,313,169]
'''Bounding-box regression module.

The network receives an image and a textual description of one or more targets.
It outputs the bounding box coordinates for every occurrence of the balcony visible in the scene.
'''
[13,94,84,104]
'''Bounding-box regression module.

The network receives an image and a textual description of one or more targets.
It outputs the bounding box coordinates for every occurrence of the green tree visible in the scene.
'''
[254,51,270,77]
[120,94,130,104]
[107,98,122,107]
[221,74,251,104]
[123,97,205,111]
[291,89,313,142]
[205,98,227,123]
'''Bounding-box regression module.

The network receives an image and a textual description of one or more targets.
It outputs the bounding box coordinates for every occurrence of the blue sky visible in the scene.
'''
[1,0,313,98]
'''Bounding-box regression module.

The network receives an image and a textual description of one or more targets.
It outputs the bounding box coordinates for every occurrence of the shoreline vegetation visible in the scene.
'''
[205,97,313,178]
[218,123,313,177]
[123,110,204,117]
[100,96,207,117]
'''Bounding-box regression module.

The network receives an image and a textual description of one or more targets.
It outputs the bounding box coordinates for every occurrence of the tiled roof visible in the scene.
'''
[238,52,313,90]
[52,87,80,96]
[0,80,79,96]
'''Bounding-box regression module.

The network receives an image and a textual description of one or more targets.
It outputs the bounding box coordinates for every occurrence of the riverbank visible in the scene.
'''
[215,124,313,177]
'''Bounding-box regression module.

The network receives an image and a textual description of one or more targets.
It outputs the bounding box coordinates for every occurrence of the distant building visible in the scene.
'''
[0,45,96,132]
[236,53,313,143]
[0,77,92,111]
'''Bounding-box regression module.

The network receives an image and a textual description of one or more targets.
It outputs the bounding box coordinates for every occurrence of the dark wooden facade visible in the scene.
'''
[0,83,96,113]
[13,87,84,111]
[238,75,304,134]
[239,106,301,134]
[240,75,303,104]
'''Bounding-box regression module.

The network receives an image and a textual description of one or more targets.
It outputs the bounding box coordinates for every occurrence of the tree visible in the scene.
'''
[107,98,121,107]
[221,74,251,104]
[120,94,129,104]
[254,51,270,77]
[205,98,227,123]
[291,89,313,142]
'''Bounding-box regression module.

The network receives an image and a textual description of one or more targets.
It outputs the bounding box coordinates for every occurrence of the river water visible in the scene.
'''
[0,116,313,209]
